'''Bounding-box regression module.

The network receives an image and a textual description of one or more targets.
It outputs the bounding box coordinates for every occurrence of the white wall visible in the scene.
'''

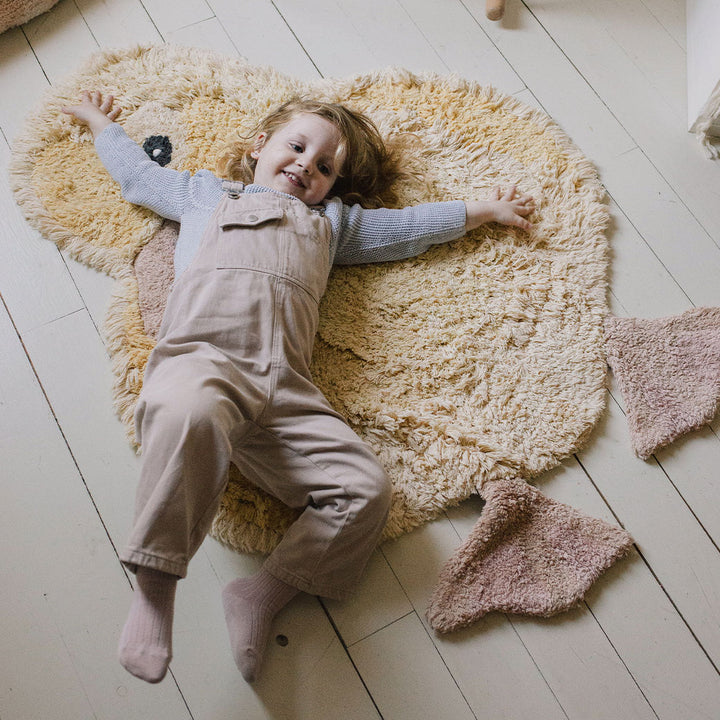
[687,0,720,131]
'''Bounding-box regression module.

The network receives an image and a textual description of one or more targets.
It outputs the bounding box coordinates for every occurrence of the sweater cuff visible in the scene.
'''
[435,200,468,240]
[94,121,125,152]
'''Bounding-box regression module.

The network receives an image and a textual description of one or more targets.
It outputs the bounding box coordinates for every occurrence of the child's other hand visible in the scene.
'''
[488,186,535,231]
[465,186,536,232]
[62,90,121,138]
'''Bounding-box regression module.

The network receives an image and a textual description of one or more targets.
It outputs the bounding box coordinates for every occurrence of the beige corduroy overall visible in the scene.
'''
[121,185,392,600]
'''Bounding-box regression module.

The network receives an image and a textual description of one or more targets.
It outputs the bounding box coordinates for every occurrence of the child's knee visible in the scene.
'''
[375,472,393,513]
[137,379,237,440]
[355,466,393,521]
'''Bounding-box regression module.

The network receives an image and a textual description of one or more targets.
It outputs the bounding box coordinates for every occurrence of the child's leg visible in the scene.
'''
[119,356,247,682]
[233,407,392,599]
[118,567,177,683]
[223,398,392,681]
[123,356,245,578]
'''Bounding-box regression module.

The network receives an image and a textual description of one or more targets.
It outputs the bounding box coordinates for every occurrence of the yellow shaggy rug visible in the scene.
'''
[11,45,632,626]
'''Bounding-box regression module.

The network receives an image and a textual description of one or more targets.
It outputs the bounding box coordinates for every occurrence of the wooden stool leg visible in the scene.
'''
[486,0,506,21]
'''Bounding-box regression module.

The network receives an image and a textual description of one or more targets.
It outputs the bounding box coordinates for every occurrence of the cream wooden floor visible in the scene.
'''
[1,1,720,718]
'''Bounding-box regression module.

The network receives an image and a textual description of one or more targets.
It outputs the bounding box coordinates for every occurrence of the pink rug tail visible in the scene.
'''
[426,478,633,633]
[605,308,720,459]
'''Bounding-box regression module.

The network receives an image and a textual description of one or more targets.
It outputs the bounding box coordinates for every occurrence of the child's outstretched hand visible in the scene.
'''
[62,90,121,139]
[465,186,536,232]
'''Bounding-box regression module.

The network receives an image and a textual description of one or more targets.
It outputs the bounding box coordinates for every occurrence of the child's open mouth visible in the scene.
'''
[282,171,305,188]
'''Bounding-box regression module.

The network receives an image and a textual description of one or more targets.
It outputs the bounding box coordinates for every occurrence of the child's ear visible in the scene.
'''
[250,133,267,159]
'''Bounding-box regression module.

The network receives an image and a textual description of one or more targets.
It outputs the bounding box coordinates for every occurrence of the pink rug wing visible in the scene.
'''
[426,477,633,633]
[605,308,720,460]
[134,220,178,339]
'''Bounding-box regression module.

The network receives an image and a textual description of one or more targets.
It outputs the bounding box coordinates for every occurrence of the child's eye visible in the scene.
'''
[290,142,303,152]
[318,164,331,176]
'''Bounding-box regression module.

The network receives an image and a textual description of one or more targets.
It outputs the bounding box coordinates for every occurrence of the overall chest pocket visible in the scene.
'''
[216,206,288,271]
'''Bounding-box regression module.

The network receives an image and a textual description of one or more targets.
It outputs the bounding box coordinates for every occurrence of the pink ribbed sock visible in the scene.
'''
[118,567,177,683]
[221,568,299,682]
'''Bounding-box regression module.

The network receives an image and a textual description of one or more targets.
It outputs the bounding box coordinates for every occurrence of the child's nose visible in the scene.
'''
[296,156,315,174]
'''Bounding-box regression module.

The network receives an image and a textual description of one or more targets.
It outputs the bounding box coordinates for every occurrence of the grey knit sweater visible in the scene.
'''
[95,123,468,276]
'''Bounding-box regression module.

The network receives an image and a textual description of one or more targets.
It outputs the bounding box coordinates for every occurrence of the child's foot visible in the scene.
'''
[118,567,177,683]
[221,569,298,682]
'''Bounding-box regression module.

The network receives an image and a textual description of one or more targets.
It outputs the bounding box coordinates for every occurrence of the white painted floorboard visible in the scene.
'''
[1,0,719,718]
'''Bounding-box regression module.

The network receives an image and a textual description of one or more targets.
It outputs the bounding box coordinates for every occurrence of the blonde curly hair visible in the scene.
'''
[216,98,404,208]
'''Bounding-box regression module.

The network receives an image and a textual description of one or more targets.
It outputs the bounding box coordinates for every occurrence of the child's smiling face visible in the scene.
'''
[251,113,345,205]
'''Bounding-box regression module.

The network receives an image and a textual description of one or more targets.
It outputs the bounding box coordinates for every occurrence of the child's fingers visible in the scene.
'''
[514,198,535,215]
[61,99,85,116]
[89,90,107,109]
[62,90,90,113]
[502,187,536,204]
[101,97,121,120]
[99,93,115,113]
[61,89,121,125]
[510,212,533,231]
[513,193,535,210]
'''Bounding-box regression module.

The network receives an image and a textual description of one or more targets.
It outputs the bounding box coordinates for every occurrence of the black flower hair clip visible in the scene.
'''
[142,135,173,167]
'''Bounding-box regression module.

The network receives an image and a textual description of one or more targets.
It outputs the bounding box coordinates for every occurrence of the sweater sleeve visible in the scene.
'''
[331,199,468,265]
[94,123,217,221]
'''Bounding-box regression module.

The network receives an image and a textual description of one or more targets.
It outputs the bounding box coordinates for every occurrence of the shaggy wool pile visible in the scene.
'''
[11,44,633,624]
[605,308,720,459]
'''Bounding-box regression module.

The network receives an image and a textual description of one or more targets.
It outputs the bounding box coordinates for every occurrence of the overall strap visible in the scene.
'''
[221,180,245,198]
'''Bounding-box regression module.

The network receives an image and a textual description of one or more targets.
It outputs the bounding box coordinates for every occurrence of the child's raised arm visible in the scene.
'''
[465,186,535,232]
[333,186,536,265]
[60,90,211,224]
[62,90,122,139]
